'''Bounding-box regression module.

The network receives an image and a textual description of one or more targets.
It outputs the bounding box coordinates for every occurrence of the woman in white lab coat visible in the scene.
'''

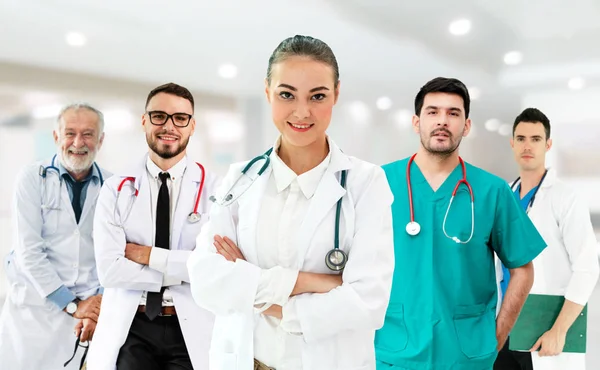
[509,168,599,370]
[187,35,395,370]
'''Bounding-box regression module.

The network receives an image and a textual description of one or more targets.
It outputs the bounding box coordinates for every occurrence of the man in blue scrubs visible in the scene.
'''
[376,77,547,369]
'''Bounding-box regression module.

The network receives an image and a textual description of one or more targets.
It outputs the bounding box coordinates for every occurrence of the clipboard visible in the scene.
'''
[508,294,587,353]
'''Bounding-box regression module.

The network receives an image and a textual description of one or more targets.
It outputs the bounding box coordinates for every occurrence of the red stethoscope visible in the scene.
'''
[111,162,206,228]
[405,153,475,244]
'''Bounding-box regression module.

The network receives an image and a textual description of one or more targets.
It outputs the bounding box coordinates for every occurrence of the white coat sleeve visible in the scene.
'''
[280,167,395,343]
[187,165,299,316]
[93,179,163,292]
[560,190,600,305]
[12,166,66,298]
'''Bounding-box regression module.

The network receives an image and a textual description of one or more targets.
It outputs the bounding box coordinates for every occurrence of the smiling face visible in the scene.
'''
[142,92,195,161]
[53,108,104,175]
[412,92,471,156]
[510,121,552,172]
[265,55,339,151]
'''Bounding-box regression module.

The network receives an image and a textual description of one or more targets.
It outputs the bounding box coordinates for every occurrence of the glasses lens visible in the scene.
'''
[149,112,167,125]
[172,113,191,127]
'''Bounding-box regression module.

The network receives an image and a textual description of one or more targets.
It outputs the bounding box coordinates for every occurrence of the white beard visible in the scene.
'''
[60,146,96,174]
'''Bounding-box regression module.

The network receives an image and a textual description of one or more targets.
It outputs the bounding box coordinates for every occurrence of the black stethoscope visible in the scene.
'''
[510,169,548,213]
[405,153,475,244]
[210,148,350,271]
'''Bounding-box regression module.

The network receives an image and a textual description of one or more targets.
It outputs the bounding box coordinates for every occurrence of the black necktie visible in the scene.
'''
[145,172,170,320]
[69,178,85,224]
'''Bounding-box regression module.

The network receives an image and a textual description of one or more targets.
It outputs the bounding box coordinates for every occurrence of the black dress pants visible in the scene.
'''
[117,312,193,370]
[494,337,534,370]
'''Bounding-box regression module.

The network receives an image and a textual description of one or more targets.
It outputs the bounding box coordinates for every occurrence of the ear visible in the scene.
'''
[333,80,341,105]
[190,118,196,136]
[412,114,420,134]
[264,78,271,104]
[53,130,59,145]
[463,118,472,137]
[546,138,552,152]
[510,137,514,149]
[97,132,105,150]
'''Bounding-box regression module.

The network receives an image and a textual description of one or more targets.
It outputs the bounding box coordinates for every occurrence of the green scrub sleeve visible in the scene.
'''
[490,183,547,269]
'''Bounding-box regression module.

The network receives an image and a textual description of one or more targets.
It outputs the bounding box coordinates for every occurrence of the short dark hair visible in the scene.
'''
[267,35,340,87]
[414,77,471,118]
[145,82,195,112]
[512,108,551,139]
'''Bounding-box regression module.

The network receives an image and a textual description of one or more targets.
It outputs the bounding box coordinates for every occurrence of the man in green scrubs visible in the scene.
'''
[375,77,547,370]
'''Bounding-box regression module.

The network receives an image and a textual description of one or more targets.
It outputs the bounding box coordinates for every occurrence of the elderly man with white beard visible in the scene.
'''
[0,103,111,370]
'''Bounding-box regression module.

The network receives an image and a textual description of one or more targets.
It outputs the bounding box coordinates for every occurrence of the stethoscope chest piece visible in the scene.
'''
[405,221,421,236]
[187,212,201,223]
[325,248,347,271]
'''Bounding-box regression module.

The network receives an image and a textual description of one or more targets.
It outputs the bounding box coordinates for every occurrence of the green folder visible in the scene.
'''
[508,294,587,353]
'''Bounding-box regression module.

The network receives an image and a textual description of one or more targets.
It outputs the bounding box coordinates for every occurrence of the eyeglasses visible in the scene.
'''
[147,111,193,128]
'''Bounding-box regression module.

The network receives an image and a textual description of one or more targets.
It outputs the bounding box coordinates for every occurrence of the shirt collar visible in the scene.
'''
[57,157,99,184]
[270,136,332,199]
[146,155,187,181]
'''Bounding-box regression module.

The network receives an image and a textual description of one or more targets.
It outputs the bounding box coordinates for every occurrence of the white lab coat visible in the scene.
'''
[187,141,395,370]
[86,155,220,370]
[0,157,110,370]
[498,168,599,370]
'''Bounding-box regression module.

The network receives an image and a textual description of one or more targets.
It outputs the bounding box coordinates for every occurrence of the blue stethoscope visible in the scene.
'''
[209,148,349,271]
[510,169,548,214]
[39,154,104,211]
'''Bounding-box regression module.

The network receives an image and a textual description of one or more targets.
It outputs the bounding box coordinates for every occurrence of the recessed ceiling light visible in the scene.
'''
[468,87,481,100]
[394,109,413,129]
[65,32,87,47]
[218,64,238,79]
[503,51,523,65]
[376,96,392,111]
[568,77,585,90]
[348,101,370,124]
[449,19,471,36]
[498,123,512,136]
[484,118,501,132]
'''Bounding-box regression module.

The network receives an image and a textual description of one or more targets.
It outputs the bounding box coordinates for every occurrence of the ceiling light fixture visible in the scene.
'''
[376,96,392,111]
[65,32,87,47]
[568,77,585,90]
[449,19,472,36]
[503,51,523,65]
[218,64,238,79]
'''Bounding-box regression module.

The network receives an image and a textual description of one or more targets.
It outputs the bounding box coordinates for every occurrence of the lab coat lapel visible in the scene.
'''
[171,159,200,251]
[238,166,273,264]
[59,180,76,224]
[295,142,351,269]
[123,157,153,247]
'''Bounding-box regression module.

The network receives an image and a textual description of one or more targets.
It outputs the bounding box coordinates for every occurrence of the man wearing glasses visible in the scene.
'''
[86,83,221,370]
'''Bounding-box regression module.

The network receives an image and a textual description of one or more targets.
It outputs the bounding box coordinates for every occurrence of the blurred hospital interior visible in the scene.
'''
[0,0,599,366]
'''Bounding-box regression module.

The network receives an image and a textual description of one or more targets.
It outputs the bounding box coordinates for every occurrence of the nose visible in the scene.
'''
[292,101,310,120]
[436,112,449,126]
[163,116,177,131]
[73,133,85,148]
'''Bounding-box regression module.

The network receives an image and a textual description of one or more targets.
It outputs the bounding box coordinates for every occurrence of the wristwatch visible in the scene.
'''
[65,298,80,316]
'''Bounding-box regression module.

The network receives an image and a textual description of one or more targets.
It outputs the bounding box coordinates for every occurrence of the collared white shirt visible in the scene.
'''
[253,139,332,369]
[139,155,187,307]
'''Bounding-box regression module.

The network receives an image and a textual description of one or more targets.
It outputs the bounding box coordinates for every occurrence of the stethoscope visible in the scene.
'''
[110,162,206,229]
[210,148,349,271]
[509,169,548,214]
[405,153,475,244]
[39,154,104,211]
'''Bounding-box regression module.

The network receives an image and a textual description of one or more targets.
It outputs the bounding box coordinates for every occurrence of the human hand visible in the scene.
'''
[124,243,152,265]
[73,295,102,322]
[74,318,97,342]
[214,235,245,262]
[262,304,283,319]
[530,328,566,356]
[291,272,343,296]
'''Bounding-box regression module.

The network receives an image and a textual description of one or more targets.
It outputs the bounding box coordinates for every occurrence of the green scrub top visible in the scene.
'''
[375,157,546,370]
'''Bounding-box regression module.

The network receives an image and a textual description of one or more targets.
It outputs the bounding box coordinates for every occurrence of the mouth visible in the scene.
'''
[431,130,451,139]
[287,121,314,132]
[68,150,88,157]
[157,134,179,143]
[521,155,534,159]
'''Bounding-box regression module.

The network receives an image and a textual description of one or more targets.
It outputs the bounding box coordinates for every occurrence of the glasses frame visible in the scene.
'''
[146,110,193,128]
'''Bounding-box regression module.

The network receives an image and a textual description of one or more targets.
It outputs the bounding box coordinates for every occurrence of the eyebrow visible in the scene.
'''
[425,105,462,113]
[277,84,330,93]
[516,135,543,139]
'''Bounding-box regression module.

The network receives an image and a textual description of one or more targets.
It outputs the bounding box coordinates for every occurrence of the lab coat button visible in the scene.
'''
[74,230,79,235]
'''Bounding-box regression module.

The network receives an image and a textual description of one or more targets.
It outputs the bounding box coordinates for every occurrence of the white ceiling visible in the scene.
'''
[0,0,598,158]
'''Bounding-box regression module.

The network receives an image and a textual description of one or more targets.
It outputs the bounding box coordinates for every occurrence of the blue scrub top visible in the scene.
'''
[500,185,539,299]
[375,158,547,370]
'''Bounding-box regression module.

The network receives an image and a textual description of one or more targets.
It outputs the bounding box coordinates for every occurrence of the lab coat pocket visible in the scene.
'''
[374,303,408,353]
[209,351,237,370]
[453,303,497,359]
